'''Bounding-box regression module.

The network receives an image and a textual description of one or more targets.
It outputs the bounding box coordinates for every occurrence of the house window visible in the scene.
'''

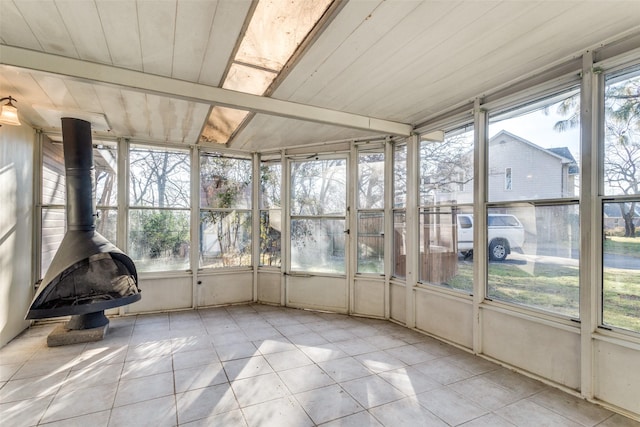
[601,66,640,334]
[419,125,474,292]
[357,147,385,274]
[487,88,581,317]
[259,159,281,267]
[290,157,346,274]
[128,146,190,272]
[505,167,512,190]
[199,154,252,269]
[393,143,407,278]
[40,138,118,277]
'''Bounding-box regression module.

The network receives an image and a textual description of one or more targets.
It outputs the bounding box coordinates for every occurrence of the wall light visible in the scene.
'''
[0,96,21,126]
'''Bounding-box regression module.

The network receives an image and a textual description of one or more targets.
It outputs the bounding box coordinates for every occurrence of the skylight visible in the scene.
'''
[200,0,334,145]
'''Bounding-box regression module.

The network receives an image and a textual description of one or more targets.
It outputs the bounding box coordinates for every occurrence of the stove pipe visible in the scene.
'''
[26,118,140,328]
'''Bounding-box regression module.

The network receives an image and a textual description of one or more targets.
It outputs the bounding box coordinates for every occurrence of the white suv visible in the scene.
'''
[457,214,525,261]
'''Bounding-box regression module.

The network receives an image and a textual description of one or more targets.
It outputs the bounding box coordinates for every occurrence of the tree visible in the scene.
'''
[554,74,639,237]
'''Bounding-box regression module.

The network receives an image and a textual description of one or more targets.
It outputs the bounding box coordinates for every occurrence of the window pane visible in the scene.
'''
[129,147,190,208]
[260,210,281,267]
[604,69,640,196]
[603,201,640,333]
[290,159,346,216]
[41,207,65,277]
[200,211,252,269]
[42,139,65,205]
[261,162,281,209]
[488,90,580,202]
[358,150,384,209]
[393,211,406,278]
[487,204,580,317]
[95,208,117,245]
[128,209,190,272]
[200,155,252,209]
[291,219,345,274]
[94,143,118,206]
[420,126,474,206]
[357,212,384,274]
[394,144,407,208]
[420,206,473,293]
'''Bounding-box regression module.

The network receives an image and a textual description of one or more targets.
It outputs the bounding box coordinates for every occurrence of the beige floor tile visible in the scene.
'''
[12,355,75,380]
[171,335,214,354]
[319,410,384,427]
[295,384,364,424]
[415,386,488,425]
[333,338,379,356]
[377,366,441,396]
[214,342,259,361]
[530,388,614,426]
[114,371,174,407]
[121,355,173,380]
[596,414,640,427]
[495,399,584,427]
[287,332,329,346]
[41,382,118,424]
[356,350,407,374]
[42,409,111,427]
[180,408,247,426]
[263,348,313,371]
[0,362,24,382]
[242,395,313,427]
[253,337,296,355]
[274,323,312,337]
[61,362,123,391]
[413,357,475,385]
[318,357,373,383]
[174,362,228,393]
[459,413,517,426]
[448,374,521,411]
[368,397,448,427]
[109,395,177,427]
[0,371,67,403]
[341,375,405,409]
[0,395,55,427]
[298,343,348,363]
[176,383,239,424]
[384,344,438,365]
[172,347,218,370]
[278,364,335,394]
[231,372,290,407]
[223,355,274,380]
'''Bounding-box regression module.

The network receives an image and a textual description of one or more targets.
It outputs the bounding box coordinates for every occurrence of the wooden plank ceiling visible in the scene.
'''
[1,0,640,151]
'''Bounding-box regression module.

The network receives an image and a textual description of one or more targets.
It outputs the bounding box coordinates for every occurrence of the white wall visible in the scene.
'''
[0,124,34,347]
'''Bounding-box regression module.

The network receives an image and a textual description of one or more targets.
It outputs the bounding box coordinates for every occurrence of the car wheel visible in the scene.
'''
[489,239,508,261]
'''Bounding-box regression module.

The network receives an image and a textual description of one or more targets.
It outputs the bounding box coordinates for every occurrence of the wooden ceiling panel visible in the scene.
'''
[0,0,41,50]
[95,0,143,71]
[55,0,112,65]
[198,0,252,87]
[137,0,176,76]
[12,1,76,57]
[172,0,218,82]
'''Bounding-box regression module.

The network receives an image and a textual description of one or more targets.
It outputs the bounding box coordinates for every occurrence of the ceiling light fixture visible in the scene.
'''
[0,96,21,126]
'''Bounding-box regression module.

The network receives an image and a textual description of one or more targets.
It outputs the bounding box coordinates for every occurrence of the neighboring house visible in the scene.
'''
[485,130,579,201]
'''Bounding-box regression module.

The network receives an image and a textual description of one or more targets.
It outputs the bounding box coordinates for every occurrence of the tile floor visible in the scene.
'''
[1,304,638,427]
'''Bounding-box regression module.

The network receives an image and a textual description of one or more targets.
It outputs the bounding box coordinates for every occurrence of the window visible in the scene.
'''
[393,144,407,278]
[40,138,118,276]
[602,66,640,333]
[505,167,512,191]
[290,157,346,274]
[260,160,281,267]
[128,146,190,272]
[357,147,385,274]
[419,125,474,292]
[487,89,580,317]
[199,154,252,269]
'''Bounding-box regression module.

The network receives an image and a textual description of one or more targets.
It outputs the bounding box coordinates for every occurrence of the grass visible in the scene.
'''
[603,235,640,258]
[439,257,639,332]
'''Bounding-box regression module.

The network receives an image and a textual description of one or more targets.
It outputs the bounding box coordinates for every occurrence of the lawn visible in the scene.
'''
[603,235,640,258]
[440,256,639,333]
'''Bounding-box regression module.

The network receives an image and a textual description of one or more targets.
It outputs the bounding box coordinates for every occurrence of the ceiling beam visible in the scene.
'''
[0,45,413,137]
